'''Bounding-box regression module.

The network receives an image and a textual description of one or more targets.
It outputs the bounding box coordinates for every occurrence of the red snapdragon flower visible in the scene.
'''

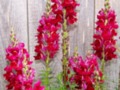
[4,42,35,90]
[92,9,118,61]
[69,54,103,90]
[34,13,60,61]
[51,0,79,25]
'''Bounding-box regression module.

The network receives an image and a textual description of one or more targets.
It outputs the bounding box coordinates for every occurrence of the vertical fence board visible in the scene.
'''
[84,0,95,56]
[0,1,10,89]
[0,0,28,89]
[70,0,87,57]
[70,0,94,58]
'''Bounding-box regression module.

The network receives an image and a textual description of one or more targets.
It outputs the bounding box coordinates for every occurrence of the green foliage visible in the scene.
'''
[54,70,77,90]
[40,58,55,90]
[40,67,53,90]
[56,73,67,90]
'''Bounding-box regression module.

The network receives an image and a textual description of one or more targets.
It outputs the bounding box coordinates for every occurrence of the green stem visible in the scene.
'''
[45,52,51,90]
[43,1,51,89]
[105,0,110,11]
[10,27,17,46]
[62,9,69,88]
[101,57,105,73]
[100,50,106,90]
[46,0,51,15]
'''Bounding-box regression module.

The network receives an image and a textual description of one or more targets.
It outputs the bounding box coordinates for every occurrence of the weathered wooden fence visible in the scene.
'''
[0,0,120,90]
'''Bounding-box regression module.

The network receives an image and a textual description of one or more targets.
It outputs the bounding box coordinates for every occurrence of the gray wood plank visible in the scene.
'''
[0,0,12,89]
[69,0,95,58]
[84,0,95,57]
[69,0,85,57]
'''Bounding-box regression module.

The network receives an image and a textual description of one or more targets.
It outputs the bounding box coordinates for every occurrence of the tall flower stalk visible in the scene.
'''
[62,9,69,87]
[4,28,36,90]
[34,0,60,61]
[34,0,61,89]
[92,0,118,61]
[92,0,118,89]
[61,0,79,87]
[51,0,79,87]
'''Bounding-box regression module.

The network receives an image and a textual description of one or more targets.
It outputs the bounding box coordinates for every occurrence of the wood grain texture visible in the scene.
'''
[0,1,10,89]
[69,0,86,56]
[0,0,13,89]
[69,0,95,58]
[0,0,28,89]
[84,0,95,56]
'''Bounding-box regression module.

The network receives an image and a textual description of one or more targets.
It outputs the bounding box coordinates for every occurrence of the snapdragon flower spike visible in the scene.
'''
[4,43,35,90]
[69,54,103,90]
[4,30,35,90]
[51,0,79,25]
[34,13,60,61]
[92,2,118,61]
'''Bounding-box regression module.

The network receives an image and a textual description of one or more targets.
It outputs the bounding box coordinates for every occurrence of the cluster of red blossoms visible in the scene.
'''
[51,0,79,25]
[69,54,103,90]
[34,14,60,60]
[34,0,79,61]
[4,42,44,90]
[92,9,118,61]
